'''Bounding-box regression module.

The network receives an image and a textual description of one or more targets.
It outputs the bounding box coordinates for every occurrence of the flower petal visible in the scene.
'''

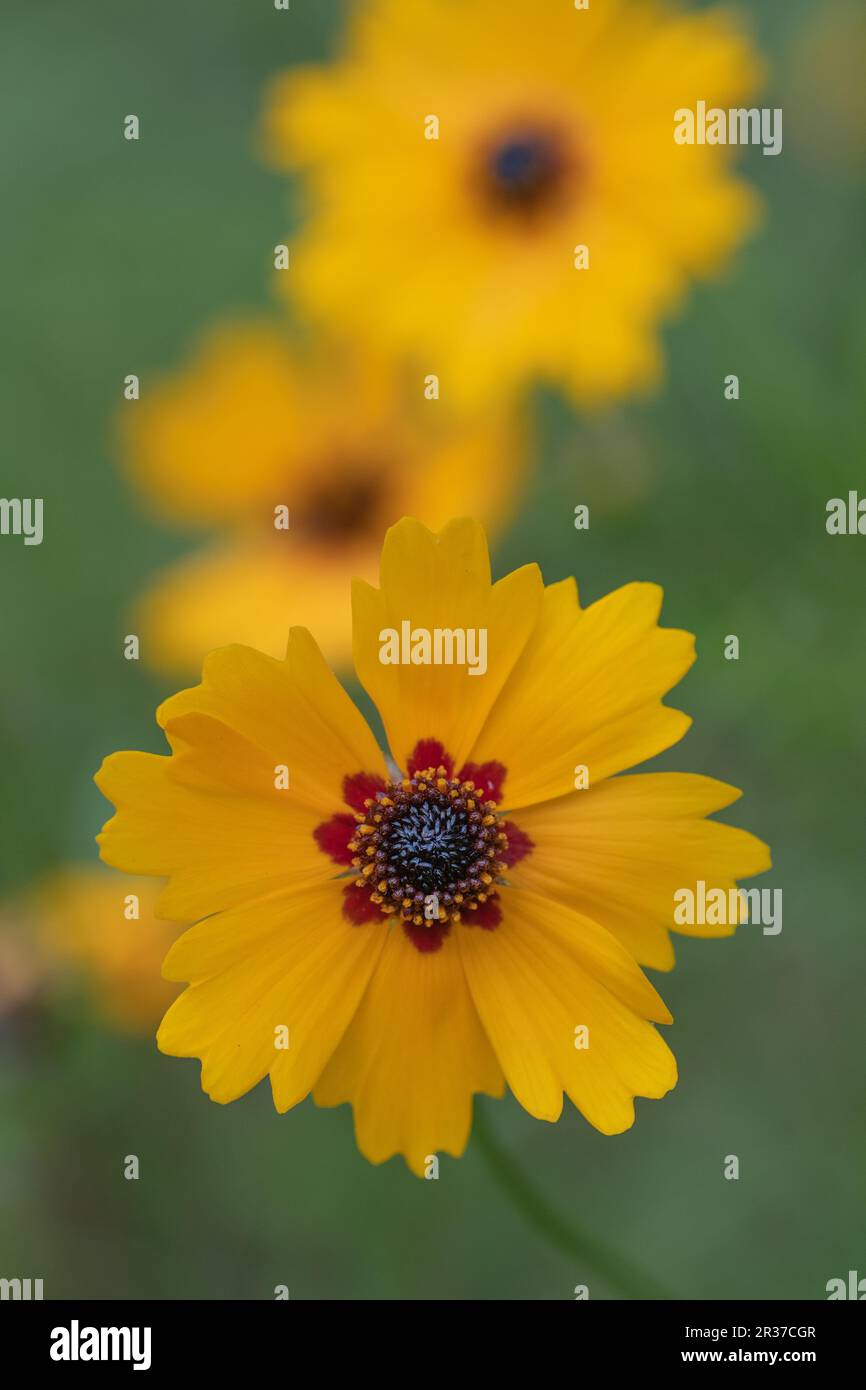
[468,578,694,808]
[458,887,676,1133]
[313,924,503,1174]
[157,628,386,816]
[508,773,771,969]
[352,517,542,771]
[132,538,375,675]
[158,881,388,1108]
[96,714,336,921]
[120,321,305,526]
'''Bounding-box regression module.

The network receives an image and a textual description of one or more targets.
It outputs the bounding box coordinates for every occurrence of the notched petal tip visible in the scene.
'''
[94,825,118,867]
[742,836,773,876]
[92,749,130,800]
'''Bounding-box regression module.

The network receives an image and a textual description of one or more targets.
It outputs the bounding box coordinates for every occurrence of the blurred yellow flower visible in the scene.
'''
[122,322,524,673]
[264,0,763,406]
[29,867,179,1033]
[95,517,769,1174]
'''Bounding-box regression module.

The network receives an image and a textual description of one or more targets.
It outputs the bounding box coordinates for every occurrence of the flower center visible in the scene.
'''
[480,125,570,218]
[299,467,387,543]
[386,799,475,894]
[348,765,508,928]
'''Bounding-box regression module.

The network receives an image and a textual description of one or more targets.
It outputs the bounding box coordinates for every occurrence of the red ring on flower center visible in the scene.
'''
[313,741,534,953]
[348,764,507,928]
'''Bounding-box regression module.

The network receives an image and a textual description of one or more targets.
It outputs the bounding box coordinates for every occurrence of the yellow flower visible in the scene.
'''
[121,321,524,673]
[26,867,180,1033]
[95,518,769,1174]
[264,0,763,406]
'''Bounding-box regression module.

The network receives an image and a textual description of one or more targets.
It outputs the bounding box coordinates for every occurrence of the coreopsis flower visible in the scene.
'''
[121,321,523,672]
[263,0,763,405]
[95,518,769,1174]
[29,868,179,1032]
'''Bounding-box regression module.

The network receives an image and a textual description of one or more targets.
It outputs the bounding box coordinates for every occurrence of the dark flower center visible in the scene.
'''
[385,798,476,895]
[481,127,569,217]
[348,765,508,927]
[300,468,386,542]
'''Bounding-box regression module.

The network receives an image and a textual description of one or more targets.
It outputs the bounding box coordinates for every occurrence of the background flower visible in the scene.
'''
[264,0,762,405]
[121,321,525,672]
[20,867,180,1033]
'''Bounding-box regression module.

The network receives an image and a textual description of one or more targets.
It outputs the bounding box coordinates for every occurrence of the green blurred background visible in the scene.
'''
[1,0,864,1299]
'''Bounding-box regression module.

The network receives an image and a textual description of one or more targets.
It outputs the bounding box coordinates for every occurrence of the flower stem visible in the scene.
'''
[473,1106,674,1300]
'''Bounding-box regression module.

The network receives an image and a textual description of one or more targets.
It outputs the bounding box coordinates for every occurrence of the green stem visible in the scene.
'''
[473,1105,673,1300]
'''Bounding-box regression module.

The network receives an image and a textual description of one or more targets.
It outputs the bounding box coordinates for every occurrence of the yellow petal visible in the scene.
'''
[314,925,503,1175]
[158,881,388,1107]
[468,578,694,808]
[96,719,334,922]
[352,517,542,770]
[120,321,306,525]
[132,537,373,675]
[508,774,772,970]
[458,887,676,1133]
[96,630,384,921]
[157,628,386,815]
